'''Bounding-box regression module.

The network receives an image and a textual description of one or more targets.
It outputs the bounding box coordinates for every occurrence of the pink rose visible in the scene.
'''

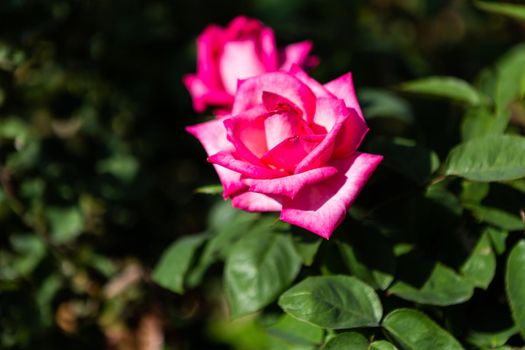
[187,66,382,239]
[183,16,316,114]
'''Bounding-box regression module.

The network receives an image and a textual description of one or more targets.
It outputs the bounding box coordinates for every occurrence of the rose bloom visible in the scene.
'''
[184,16,316,114]
[187,66,382,239]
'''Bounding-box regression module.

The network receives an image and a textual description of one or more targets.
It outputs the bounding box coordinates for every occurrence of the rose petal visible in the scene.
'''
[259,27,279,71]
[264,111,309,150]
[262,134,324,173]
[233,72,316,122]
[324,72,364,121]
[280,41,314,71]
[289,64,334,99]
[231,191,282,212]
[219,39,266,95]
[280,152,383,239]
[294,98,349,173]
[186,120,245,197]
[333,110,369,159]
[209,151,286,179]
[244,166,338,199]
[196,25,224,89]
[223,106,268,164]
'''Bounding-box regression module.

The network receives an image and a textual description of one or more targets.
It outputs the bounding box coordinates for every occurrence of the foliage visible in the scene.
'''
[1,0,525,349]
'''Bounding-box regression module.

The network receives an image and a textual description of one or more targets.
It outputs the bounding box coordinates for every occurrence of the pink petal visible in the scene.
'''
[324,72,364,121]
[186,120,245,197]
[280,152,383,239]
[219,39,266,95]
[262,135,324,173]
[333,110,369,159]
[243,166,338,198]
[223,106,268,164]
[231,191,282,212]
[289,64,334,99]
[259,27,279,71]
[280,41,314,71]
[183,74,209,113]
[294,98,349,173]
[209,151,287,179]
[232,72,316,122]
[196,25,224,89]
[264,111,309,149]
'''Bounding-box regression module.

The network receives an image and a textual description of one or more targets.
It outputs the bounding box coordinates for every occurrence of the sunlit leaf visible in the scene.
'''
[279,275,383,329]
[445,135,525,181]
[383,309,464,350]
[505,240,525,339]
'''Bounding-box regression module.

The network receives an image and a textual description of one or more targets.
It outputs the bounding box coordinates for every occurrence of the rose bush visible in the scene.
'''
[183,16,316,114]
[187,66,383,238]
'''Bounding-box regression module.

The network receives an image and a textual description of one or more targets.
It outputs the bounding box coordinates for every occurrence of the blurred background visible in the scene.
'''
[0,0,524,349]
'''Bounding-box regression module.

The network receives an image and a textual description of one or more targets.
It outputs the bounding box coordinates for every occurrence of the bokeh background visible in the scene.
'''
[0,0,524,349]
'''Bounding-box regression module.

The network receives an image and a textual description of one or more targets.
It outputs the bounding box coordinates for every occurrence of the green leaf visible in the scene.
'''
[9,234,46,277]
[476,1,525,22]
[460,230,496,289]
[369,340,399,350]
[445,135,525,181]
[487,227,509,255]
[46,206,84,244]
[400,76,485,106]
[194,184,223,195]
[322,332,368,350]
[505,240,525,339]
[267,314,324,349]
[359,88,414,123]
[337,230,396,290]
[493,45,525,130]
[466,204,524,231]
[460,181,490,205]
[152,233,208,294]
[225,229,301,317]
[278,275,383,329]
[388,256,474,306]
[186,208,257,287]
[461,107,497,141]
[382,309,464,350]
[292,235,322,266]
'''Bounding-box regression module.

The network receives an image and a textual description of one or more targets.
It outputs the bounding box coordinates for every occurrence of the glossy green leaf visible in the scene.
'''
[382,309,464,350]
[322,332,368,350]
[460,107,496,141]
[445,135,525,181]
[388,256,474,306]
[369,340,399,350]
[337,230,396,290]
[467,205,524,231]
[279,275,383,329]
[152,233,208,294]
[460,230,496,289]
[225,230,301,317]
[487,227,509,255]
[476,1,525,22]
[505,240,525,339]
[400,76,485,106]
[267,314,323,349]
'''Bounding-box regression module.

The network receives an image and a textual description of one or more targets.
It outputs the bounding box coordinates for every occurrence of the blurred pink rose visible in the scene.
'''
[183,16,316,114]
[187,66,382,239]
